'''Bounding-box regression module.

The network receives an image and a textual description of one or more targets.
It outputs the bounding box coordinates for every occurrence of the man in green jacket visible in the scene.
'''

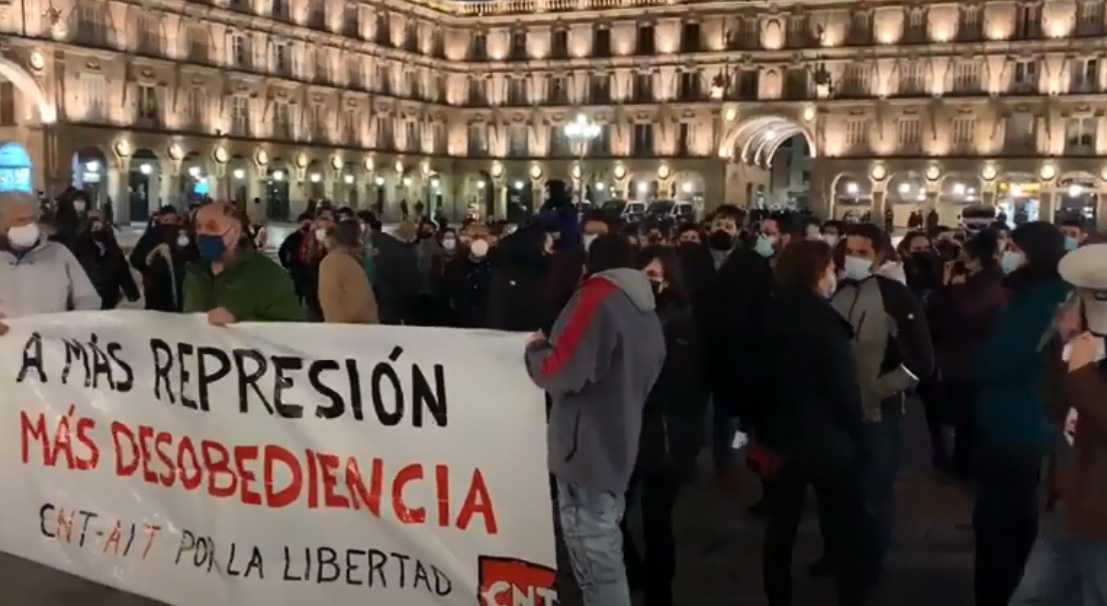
[183,201,304,324]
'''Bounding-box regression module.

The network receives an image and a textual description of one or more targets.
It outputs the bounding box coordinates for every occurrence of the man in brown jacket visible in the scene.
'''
[318,219,379,324]
[1010,243,1107,605]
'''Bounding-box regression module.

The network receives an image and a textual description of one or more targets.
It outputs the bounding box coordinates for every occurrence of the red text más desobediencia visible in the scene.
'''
[20,410,498,535]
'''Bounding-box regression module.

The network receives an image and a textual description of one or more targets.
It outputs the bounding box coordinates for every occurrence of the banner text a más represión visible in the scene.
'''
[0,311,556,606]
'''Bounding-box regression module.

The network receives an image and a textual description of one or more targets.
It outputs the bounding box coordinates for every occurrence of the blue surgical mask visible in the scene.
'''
[1064,236,1079,252]
[196,234,227,263]
[843,255,873,281]
[1000,250,1023,274]
[754,234,775,258]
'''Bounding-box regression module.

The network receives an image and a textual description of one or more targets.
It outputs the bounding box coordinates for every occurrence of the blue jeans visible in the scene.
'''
[860,395,904,580]
[1010,515,1107,606]
[557,480,631,606]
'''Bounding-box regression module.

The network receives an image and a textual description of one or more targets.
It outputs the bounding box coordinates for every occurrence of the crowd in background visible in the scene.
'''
[0,181,1105,606]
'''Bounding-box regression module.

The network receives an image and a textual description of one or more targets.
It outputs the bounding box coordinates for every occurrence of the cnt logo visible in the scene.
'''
[477,556,559,606]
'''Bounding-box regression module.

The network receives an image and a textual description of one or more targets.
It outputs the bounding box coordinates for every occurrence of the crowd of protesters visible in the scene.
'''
[0,181,1105,606]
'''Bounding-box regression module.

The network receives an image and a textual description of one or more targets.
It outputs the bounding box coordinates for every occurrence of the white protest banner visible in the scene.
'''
[0,311,557,606]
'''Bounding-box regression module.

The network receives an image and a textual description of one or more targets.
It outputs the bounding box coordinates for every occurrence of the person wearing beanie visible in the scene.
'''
[972,221,1071,606]
[525,232,665,606]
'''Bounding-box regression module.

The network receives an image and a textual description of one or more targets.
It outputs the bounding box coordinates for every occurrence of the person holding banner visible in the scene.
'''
[525,233,666,606]
[0,191,100,326]
[183,201,304,324]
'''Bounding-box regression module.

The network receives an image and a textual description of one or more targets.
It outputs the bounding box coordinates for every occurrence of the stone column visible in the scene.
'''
[870,187,886,223]
[981,180,997,207]
[212,162,229,202]
[109,160,129,223]
[160,159,181,209]
[1039,188,1055,223]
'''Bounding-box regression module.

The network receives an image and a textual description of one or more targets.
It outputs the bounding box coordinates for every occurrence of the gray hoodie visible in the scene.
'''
[0,238,100,317]
[525,268,666,493]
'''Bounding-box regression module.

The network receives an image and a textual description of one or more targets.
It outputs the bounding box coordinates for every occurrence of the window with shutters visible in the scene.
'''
[845,118,870,149]
[897,117,921,151]
[186,87,206,128]
[951,116,976,145]
[231,96,250,136]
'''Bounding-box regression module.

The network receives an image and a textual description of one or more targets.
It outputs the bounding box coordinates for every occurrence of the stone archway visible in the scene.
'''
[717,114,817,165]
[0,57,56,124]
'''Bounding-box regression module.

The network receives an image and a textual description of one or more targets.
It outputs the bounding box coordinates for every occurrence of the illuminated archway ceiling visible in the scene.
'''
[731,116,814,168]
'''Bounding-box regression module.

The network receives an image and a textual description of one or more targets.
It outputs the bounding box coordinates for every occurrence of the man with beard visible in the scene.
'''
[682,205,775,486]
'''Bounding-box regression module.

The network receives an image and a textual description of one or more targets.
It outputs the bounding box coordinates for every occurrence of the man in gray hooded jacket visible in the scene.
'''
[525,233,665,606]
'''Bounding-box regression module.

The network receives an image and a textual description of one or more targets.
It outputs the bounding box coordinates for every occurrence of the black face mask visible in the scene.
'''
[909,251,936,270]
[649,281,664,298]
[708,230,734,251]
[300,224,311,233]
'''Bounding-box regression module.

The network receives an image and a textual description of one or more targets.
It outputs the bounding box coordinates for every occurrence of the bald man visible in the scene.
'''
[182,202,304,324]
[0,191,100,322]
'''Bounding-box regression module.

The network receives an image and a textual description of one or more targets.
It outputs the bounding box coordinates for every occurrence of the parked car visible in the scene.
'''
[646,199,697,227]
[602,199,647,226]
[960,204,998,232]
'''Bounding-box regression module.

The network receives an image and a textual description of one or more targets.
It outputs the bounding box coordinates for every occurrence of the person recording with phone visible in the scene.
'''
[924,229,1007,476]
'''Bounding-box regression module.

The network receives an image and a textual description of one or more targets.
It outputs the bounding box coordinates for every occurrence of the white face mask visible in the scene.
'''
[442,238,457,251]
[843,255,873,281]
[823,234,839,247]
[73,202,86,213]
[176,234,190,248]
[583,234,598,252]
[7,223,40,249]
[314,228,327,241]
[469,239,489,258]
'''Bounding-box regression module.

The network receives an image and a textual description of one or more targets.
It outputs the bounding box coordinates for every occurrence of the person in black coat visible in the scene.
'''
[73,214,139,309]
[130,206,190,312]
[681,205,777,479]
[371,221,422,325]
[620,245,706,606]
[486,224,552,332]
[441,236,495,328]
[751,239,872,606]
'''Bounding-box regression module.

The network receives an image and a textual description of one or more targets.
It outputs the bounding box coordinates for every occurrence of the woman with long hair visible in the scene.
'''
[620,245,705,606]
[753,239,871,606]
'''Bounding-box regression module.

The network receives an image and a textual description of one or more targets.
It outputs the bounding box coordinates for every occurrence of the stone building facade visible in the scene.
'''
[0,0,1103,226]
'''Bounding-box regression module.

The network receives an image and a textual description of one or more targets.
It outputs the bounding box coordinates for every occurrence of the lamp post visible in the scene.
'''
[564,113,601,201]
